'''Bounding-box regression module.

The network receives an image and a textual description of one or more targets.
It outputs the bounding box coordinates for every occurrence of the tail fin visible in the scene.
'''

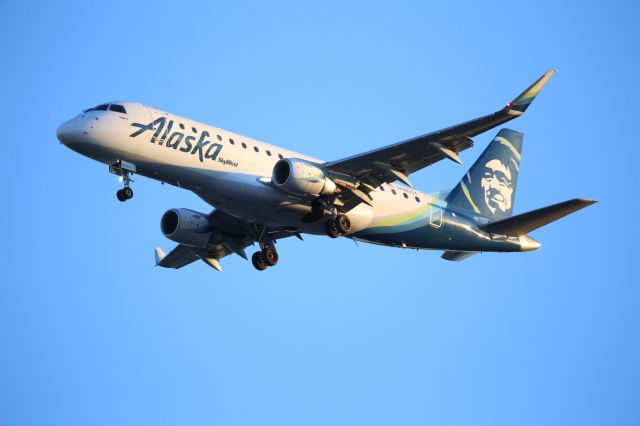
[446,128,523,221]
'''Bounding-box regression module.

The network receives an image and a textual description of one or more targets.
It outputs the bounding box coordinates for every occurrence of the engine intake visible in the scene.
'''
[160,208,212,247]
[272,158,336,197]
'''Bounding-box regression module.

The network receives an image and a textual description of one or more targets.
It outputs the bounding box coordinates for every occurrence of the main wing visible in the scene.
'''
[325,70,555,211]
[155,209,298,271]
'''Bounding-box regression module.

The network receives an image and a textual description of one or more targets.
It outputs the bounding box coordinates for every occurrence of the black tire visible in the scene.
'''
[335,214,351,233]
[325,219,341,238]
[262,247,279,266]
[251,251,268,271]
[116,189,127,202]
[301,198,325,223]
[123,187,134,199]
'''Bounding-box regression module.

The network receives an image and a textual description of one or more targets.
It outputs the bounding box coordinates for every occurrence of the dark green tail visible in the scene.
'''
[446,128,523,221]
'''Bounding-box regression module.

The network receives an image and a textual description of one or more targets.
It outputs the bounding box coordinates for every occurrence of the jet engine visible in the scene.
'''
[160,208,212,247]
[272,158,336,197]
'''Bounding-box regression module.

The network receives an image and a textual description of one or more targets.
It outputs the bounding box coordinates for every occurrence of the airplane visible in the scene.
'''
[56,70,595,271]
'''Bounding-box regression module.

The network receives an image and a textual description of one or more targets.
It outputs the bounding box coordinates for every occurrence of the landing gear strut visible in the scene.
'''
[325,214,351,238]
[109,160,136,202]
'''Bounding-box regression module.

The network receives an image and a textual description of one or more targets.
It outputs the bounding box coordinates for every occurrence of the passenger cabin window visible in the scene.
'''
[391,189,397,195]
[415,196,421,202]
[254,146,259,152]
[266,150,272,156]
[192,127,197,133]
[203,131,209,137]
[379,186,385,191]
[179,123,185,129]
[241,142,247,149]
[217,135,223,141]
[403,193,409,199]
[109,104,127,114]
[278,154,284,159]
[229,138,235,145]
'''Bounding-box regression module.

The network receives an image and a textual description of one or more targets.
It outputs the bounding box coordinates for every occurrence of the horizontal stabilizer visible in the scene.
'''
[482,198,597,236]
[441,251,477,261]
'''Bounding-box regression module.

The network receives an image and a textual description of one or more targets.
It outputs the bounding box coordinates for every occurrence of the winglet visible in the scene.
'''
[154,247,166,266]
[507,69,556,114]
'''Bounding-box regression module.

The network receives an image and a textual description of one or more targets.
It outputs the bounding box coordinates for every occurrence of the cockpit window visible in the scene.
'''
[85,104,109,112]
[109,104,127,114]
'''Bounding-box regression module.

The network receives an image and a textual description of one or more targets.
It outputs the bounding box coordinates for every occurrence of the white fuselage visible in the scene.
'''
[57,102,439,241]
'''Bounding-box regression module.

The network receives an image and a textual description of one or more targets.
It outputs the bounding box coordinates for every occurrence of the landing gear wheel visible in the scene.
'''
[335,214,351,234]
[252,251,268,271]
[122,187,134,200]
[262,247,279,266]
[325,219,342,238]
[116,189,127,202]
[301,198,326,223]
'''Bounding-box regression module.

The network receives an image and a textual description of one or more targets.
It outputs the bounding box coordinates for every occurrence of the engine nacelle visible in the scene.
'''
[272,158,336,197]
[160,208,212,247]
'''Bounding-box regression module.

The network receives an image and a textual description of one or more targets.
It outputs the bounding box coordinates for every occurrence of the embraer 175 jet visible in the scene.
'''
[57,70,595,271]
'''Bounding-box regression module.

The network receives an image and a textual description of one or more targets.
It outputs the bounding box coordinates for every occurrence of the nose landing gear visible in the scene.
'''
[109,160,136,202]
[116,186,134,202]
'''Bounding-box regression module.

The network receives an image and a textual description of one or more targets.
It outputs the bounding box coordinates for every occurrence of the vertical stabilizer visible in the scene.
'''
[446,128,523,221]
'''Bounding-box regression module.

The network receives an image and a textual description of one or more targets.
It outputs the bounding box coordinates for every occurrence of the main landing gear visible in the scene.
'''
[251,227,280,271]
[325,214,351,238]
[251,245,279,271]
[300,198,352,239]
[109,160,136,202]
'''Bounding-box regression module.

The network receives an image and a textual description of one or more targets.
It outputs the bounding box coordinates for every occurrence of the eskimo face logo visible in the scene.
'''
[480,158,513,214]
[129,117,222,163]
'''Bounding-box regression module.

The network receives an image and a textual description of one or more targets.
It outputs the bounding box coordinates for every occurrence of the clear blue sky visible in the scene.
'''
[1,1,638,425]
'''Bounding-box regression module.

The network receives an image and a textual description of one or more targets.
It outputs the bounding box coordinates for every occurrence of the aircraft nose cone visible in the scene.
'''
[56,120,76,145]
